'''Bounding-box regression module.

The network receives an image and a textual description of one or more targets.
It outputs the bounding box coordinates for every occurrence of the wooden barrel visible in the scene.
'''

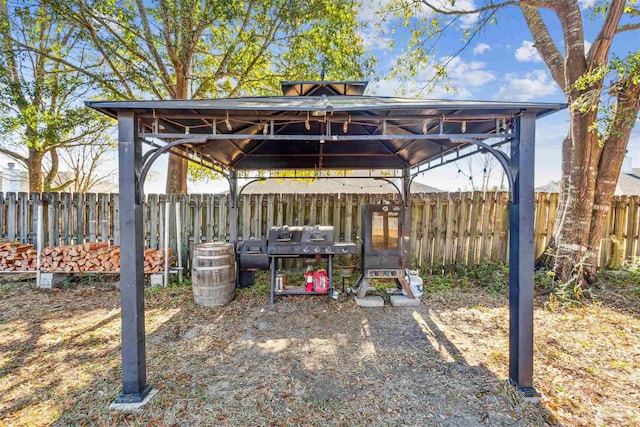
[191,242,236,307]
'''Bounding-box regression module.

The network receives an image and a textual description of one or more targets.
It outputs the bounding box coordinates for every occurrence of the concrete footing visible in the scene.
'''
[109,388,158,411]
[390,295,421,307]
[38,272,69,289]
[354,295,384,307]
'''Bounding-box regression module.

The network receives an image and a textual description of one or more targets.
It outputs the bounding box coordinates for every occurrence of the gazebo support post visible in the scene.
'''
[508,112,538,398]
[113,111,153,405]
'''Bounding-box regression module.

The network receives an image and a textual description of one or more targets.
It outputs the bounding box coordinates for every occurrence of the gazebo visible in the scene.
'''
[87,80,566,405]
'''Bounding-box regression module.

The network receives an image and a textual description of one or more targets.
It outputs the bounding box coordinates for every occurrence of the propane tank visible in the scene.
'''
[313,269,329,294]
[402,270,424,298]
[305,265,314,292]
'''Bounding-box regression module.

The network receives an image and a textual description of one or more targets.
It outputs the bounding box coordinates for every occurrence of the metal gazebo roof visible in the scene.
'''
[86,94,565,174]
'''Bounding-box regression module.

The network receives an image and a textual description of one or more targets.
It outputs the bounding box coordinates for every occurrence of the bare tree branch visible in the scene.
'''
[616,23,640,33]
[417,0,518,15]
[520,4,566,90]
[136,0,175,96]
[589,0,626,69]
[0,147,28,164]
[9,37,127,98]
[44,147,58,189]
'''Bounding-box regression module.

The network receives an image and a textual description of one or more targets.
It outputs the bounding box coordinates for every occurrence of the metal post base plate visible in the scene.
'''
[113,384,153,404]
[509,380,540,401]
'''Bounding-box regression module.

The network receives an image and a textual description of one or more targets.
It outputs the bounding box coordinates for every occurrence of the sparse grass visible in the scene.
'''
[236,275,271,297]
[0,271,638,427]
[422,261,509,294]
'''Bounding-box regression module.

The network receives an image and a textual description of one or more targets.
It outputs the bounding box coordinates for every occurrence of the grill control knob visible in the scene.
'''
[325,246,333,253]
[314,247,321,253]
[302,246,310,253]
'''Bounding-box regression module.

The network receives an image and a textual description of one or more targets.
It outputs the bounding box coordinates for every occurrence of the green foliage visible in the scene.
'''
[47,0,374,99]
[236,274,271,297]
[45,0,375,183]
[421,261,508,294]
[421,262,580,296]
[572,50,640,146]
[0,1,111,190]
[599,259,640,297]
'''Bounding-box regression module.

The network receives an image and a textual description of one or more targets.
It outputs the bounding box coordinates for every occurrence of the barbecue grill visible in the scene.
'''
[236,224,356,301]
[237,239,269,287]
[355,204,410,297]
[267,225,347,256]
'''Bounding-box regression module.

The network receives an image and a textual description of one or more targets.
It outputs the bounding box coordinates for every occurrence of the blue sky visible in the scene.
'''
[156,0,640,194]
[357,0,640,191]
[2,1,637,194]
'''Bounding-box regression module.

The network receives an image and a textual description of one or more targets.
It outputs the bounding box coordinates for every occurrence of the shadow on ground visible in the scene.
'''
[21,282,553,427]
[0,277,563,426]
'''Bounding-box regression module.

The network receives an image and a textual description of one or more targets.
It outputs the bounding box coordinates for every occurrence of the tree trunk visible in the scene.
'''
[43,148,59,192]
[585,81,640,280]
[166,155,188,194]
[165,68,189,194]
[542,109,600,283]
[27,149,44,192]
[543,79,640,284]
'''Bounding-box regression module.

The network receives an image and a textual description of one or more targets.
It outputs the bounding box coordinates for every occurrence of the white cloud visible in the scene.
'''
[358,0,480,26]
[370,56,494,98]
[494,70,559,101]
[358,26,393,53]
[444,56,495,87]
[515,41,542,62]
[584,39,592,55]
[357,0,392,22]
[578,0,596,9]
[473,43,491,55]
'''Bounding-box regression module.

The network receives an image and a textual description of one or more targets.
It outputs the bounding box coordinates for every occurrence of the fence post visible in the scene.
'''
[73,193,85,245]
[18,192,28,243]
[98,193,109,243]
[60,193,71,245]
[175,201,183,282]
[0,192,4,240]
[45,192,60,247]
[36,203,43,287]
[148,194,158,249]
[87,193,97,243]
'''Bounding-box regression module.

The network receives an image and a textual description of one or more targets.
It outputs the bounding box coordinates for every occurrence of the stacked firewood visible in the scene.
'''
[0,241,172,273]
[0,242,38,271]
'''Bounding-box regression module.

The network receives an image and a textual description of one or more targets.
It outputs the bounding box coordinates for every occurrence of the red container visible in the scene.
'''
[313,269,329,294]
[305,267,314,292]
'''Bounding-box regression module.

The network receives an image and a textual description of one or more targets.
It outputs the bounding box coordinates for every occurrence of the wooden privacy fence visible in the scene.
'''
[0,191,638,270]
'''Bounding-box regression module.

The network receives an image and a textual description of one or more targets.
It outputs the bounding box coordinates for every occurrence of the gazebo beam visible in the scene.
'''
[113,110,153,404]
[508,112,538,397]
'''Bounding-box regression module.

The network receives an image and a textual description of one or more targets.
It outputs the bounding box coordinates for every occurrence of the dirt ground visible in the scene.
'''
[0,274,638,427]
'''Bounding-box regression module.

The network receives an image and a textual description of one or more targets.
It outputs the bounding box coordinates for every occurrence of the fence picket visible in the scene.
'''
[98,193,109,244]
[17,192,28,243]
[29,193,40,245]
[86,193,97,243]
[0,191,637,269]
[421,195,434,268]
[6,192,16,241]
[0,193,4,239]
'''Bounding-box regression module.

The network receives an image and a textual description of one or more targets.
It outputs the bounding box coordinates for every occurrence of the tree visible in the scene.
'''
[0,0,110,192]
[389,0,640,284]
[456,151,506,192]
[52,141,116,193]
[43,0,374,193]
